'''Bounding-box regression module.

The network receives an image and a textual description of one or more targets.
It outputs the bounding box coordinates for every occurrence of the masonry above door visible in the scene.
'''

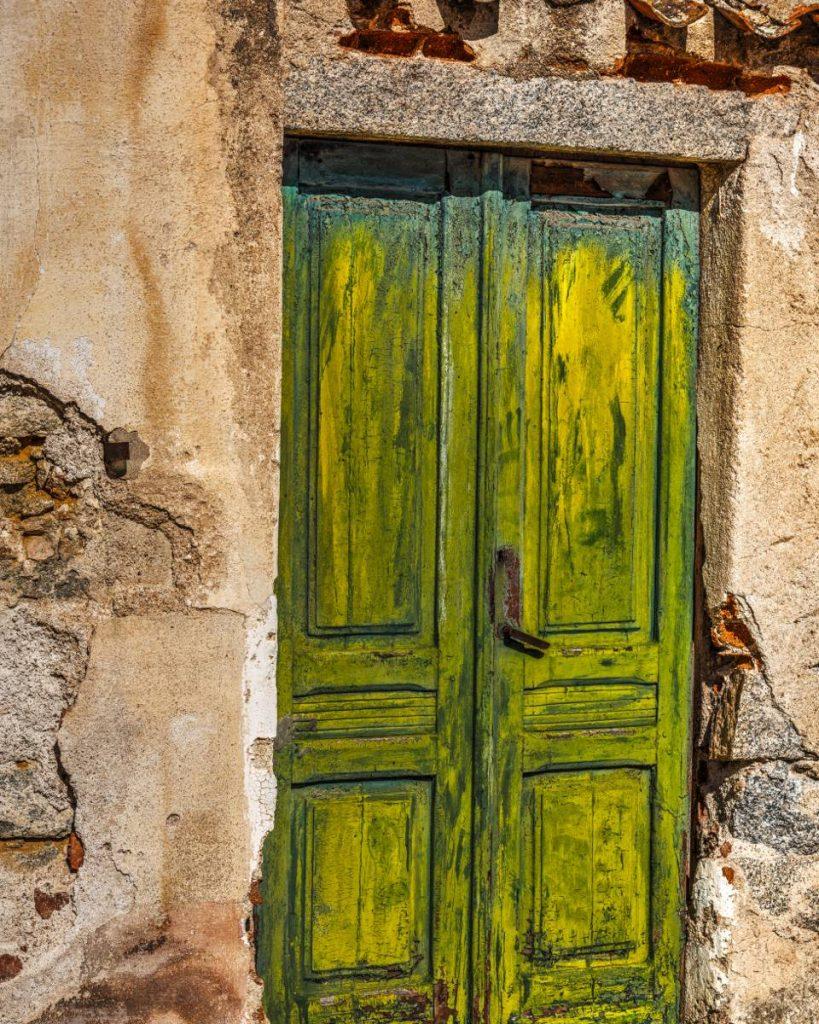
[265,139,699,1024]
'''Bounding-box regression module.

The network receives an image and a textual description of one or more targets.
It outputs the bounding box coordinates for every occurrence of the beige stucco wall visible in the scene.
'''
[1,2,282,1019]
[1,0,817,1021]
[689,106,819,1024]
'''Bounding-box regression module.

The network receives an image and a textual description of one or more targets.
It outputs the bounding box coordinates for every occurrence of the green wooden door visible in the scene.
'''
[264,141,698,1024]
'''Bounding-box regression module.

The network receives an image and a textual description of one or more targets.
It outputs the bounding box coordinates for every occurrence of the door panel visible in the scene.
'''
[476,159,698,1024]
[536,214,661,639]
[521,767,651,968]
[269,141,481,1024]
[310,200,435,635]
[296,780,431,978]
[267,142,698,1024]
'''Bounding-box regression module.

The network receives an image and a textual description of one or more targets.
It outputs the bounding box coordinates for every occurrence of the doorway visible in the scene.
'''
[267,139,698,1024]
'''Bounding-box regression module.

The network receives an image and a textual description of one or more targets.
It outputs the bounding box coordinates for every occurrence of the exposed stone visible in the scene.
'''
[0,373,206,614]
[339,3,477,60]
[0,958,22,984]
[746,981,819,1024]
[631,0,819,35]
[66,833,84,873]
[702,667,807,761]
[0,398,61,439]
[729,762,819,855]
[0,609,86,839]
[0,840,74,999]
[284,54,787,162]
[33,889,70,920]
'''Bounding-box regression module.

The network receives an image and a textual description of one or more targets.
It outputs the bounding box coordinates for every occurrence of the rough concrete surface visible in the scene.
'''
[2,0,819,1020]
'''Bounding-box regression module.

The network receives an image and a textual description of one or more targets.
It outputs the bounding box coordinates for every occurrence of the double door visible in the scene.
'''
[266,140,698,1024]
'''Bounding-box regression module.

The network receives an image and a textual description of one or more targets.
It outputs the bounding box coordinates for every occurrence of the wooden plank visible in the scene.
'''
[526,962,653,1009]
[650,195,699,1020]
[523,727,656,776]
[591,769,651,960]
[524,682,657,732]
[515,187,694,1024]
[293,648,437,695]
[472,153,531,1024]
[303,986,435,1024]
[291,735,438,784]
[523,645,660,687]
[430,149,482,1024]
[297,139,446,198]
[293,689,437,737]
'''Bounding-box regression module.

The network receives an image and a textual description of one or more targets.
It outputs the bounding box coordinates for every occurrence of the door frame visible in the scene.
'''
[260,138,699,1024]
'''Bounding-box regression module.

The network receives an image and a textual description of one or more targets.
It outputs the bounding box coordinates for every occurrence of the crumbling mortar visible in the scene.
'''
[0,368,207,610]
[685,514,819,1016]
[51,621,95,873]
[736,596,812,753]
[0,365,224,996]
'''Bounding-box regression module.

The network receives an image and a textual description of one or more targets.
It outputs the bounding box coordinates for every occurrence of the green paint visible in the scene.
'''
[264,142,698,1024]
[539,220,661,639]
[522,768,651,967]
[311,204,434,633]
[298,781,430,976]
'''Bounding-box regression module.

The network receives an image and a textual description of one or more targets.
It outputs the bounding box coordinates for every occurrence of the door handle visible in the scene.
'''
[500,623,550,658]
[492,546,550,659]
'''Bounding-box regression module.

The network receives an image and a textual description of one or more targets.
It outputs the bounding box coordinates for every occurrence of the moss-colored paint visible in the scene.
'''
[263,141,698,1024]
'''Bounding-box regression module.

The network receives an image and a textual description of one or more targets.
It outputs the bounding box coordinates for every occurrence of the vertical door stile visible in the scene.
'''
[434,148,483,1024]
[261,151,301,1024]
[653,181,699,1018]
[470,152,500,1024]
[472,154,532,1024]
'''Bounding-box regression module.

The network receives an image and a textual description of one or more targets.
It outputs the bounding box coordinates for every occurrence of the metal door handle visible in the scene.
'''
[492,546,550,659]
[501,623,549,658]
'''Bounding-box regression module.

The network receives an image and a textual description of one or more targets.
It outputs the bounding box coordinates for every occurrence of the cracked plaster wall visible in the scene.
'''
[1,0,282,1020]
[689,104,819,1023]
[2,0,819,1023]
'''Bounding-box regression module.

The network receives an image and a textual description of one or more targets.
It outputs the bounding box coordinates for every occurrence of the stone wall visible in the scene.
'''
[1,0,818,1021]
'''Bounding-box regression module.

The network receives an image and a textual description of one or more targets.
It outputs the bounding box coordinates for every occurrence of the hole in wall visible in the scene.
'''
[103,429,149,480]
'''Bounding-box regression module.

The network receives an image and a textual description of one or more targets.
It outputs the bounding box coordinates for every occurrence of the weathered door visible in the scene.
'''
[265,141,698,1024]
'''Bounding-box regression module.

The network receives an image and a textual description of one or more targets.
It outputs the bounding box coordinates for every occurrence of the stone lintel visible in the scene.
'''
[281,55,794,165]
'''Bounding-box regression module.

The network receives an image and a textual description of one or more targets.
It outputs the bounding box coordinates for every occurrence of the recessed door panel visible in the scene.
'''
[521,768,651,969]
[539,216,661,639]
[310,200,436,636]
[297,781,431,979]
